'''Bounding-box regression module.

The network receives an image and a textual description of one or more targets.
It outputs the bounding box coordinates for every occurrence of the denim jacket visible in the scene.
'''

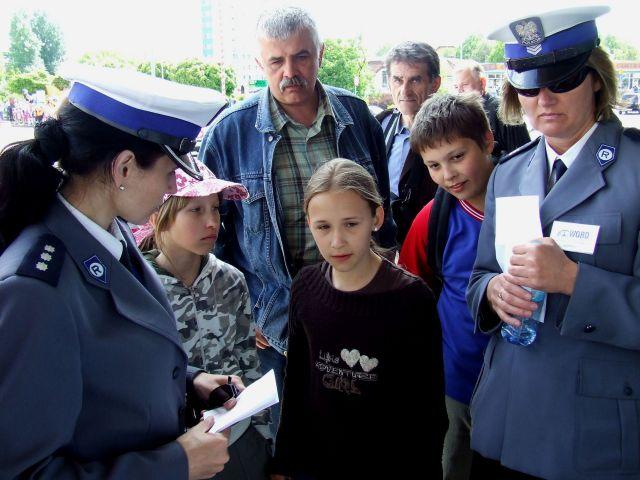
[200,84,395,354]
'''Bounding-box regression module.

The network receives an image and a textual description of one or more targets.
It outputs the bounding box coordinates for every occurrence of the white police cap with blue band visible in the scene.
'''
[488,6,610,90]
[61,65,227,180]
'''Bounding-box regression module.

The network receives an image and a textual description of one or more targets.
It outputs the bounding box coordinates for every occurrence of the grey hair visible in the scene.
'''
[256,6,322,52]
[454,59,486,80]
[385,41,440,79]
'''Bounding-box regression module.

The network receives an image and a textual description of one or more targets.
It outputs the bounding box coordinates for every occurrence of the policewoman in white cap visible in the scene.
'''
[466,7,640,479]
[0,66,236,479]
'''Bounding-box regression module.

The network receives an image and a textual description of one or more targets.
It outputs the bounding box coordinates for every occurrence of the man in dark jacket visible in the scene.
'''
[453,60,530,159]
[377,41,440,245]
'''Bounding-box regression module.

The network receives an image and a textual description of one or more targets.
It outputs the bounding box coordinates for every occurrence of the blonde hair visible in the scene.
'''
[138,196,191,252]
[499,47,618,125]
[304,158,382,216]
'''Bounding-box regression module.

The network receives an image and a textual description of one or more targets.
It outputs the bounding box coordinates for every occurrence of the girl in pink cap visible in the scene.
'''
[136,160,271,480]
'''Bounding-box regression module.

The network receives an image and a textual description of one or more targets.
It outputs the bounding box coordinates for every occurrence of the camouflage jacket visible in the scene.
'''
[144,250,261,385]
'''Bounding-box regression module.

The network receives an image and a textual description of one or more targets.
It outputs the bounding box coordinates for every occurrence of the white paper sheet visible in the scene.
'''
[495,196,543,272]
[204,369,279,434]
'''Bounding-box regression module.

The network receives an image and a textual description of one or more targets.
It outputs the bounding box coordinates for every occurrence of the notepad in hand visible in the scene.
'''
[204,369,279,434]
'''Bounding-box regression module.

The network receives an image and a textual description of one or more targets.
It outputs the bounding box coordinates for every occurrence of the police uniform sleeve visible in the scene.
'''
[466,165,502,333]
[0,274,188,478]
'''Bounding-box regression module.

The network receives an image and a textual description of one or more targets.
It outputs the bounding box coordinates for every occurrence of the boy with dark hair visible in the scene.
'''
[399,93,495,480]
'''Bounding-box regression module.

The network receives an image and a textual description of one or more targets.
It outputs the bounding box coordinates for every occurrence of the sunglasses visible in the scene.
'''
[514,67,593,97]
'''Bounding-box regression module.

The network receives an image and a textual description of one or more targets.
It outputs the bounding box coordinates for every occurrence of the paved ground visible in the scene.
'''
[2,113,640,151]
[0,122,33,150]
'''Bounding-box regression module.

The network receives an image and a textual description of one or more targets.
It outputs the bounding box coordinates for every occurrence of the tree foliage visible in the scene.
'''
[6,70,50,95]
[51,76,70,90]
[6,12,42,72]
[318,38,373,98]
[602,35,639,61]
[5,11,65,74]
[31,11,66,74]
[78,51,138,70]
[138,59,236,96]
[455,35,504,63]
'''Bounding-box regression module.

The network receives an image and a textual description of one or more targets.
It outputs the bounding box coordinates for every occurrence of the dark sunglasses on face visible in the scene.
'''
[514,67,593,97]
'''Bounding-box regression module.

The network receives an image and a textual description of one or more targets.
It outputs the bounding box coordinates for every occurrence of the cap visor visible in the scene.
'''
[162,146,203,181]
[507,51,590,89]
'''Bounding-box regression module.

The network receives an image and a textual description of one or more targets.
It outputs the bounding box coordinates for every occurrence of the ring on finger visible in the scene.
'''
[498,291,504,300]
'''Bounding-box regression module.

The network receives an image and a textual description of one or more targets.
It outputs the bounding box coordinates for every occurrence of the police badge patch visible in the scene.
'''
[510,17,545,51]
[83,255,109,285]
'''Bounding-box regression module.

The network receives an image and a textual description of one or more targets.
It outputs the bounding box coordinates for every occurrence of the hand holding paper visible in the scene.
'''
[204,369,279,434]
[495,196,543,273]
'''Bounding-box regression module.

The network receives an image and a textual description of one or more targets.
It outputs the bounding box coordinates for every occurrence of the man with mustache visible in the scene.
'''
[377,42,441,245]
[200,6,395,435]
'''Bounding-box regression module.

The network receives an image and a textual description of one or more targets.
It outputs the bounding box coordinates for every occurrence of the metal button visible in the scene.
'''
[583,324,596,333]
[172,366,180,379]
[267,135,274,142]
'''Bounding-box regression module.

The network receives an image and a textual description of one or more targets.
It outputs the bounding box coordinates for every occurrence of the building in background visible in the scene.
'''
[200,0,263,94]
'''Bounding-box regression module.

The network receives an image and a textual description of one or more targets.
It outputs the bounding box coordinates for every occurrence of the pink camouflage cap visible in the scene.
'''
[169,159,248,201]
[132,159,248,246]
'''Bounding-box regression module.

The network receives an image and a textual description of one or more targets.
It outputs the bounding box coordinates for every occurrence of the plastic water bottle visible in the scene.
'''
[501,287,546,346]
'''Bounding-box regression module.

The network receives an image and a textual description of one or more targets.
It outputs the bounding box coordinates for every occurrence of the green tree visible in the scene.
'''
[602,35,639,61]
[457,34,492,62]
[487,41,505,63]
[318,37,373,98]
[6,70,50,95]
[51,75,70,90]
[137,60,176,80]
[168,59,235,96]
[6,12,42,72]
[78,51,138,69]
[31,11,66,75]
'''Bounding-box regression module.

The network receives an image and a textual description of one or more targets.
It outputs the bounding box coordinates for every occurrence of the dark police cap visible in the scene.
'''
[488,6,610,90]
[60,65,228,180]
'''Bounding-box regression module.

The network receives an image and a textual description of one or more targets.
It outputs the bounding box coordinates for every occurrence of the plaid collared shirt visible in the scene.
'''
[270,85,338,276]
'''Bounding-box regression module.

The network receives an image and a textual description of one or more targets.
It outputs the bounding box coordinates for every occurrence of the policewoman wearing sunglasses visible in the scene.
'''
[466,7,640,480]
[0,66,237,479]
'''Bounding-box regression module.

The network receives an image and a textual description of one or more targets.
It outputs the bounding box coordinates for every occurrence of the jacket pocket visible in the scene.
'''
[241,188,268,234]
[575,357,640,473]
[470,336,497,413]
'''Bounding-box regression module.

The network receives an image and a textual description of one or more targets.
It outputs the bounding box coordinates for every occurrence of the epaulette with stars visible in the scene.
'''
[16,234,66,287]
[498,136,541,164]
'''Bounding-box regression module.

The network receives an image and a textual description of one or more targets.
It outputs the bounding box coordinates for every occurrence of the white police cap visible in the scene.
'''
[61,65,227,180]
[488,6,610,90]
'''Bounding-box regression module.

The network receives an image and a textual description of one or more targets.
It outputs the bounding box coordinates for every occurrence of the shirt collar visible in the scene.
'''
[57,193,124,260]
[268,82,334,132]
[395,114,411,136]
[544,121,599,172]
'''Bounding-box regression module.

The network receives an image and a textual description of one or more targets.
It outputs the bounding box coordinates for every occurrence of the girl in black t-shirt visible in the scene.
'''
[271,158,447,479]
